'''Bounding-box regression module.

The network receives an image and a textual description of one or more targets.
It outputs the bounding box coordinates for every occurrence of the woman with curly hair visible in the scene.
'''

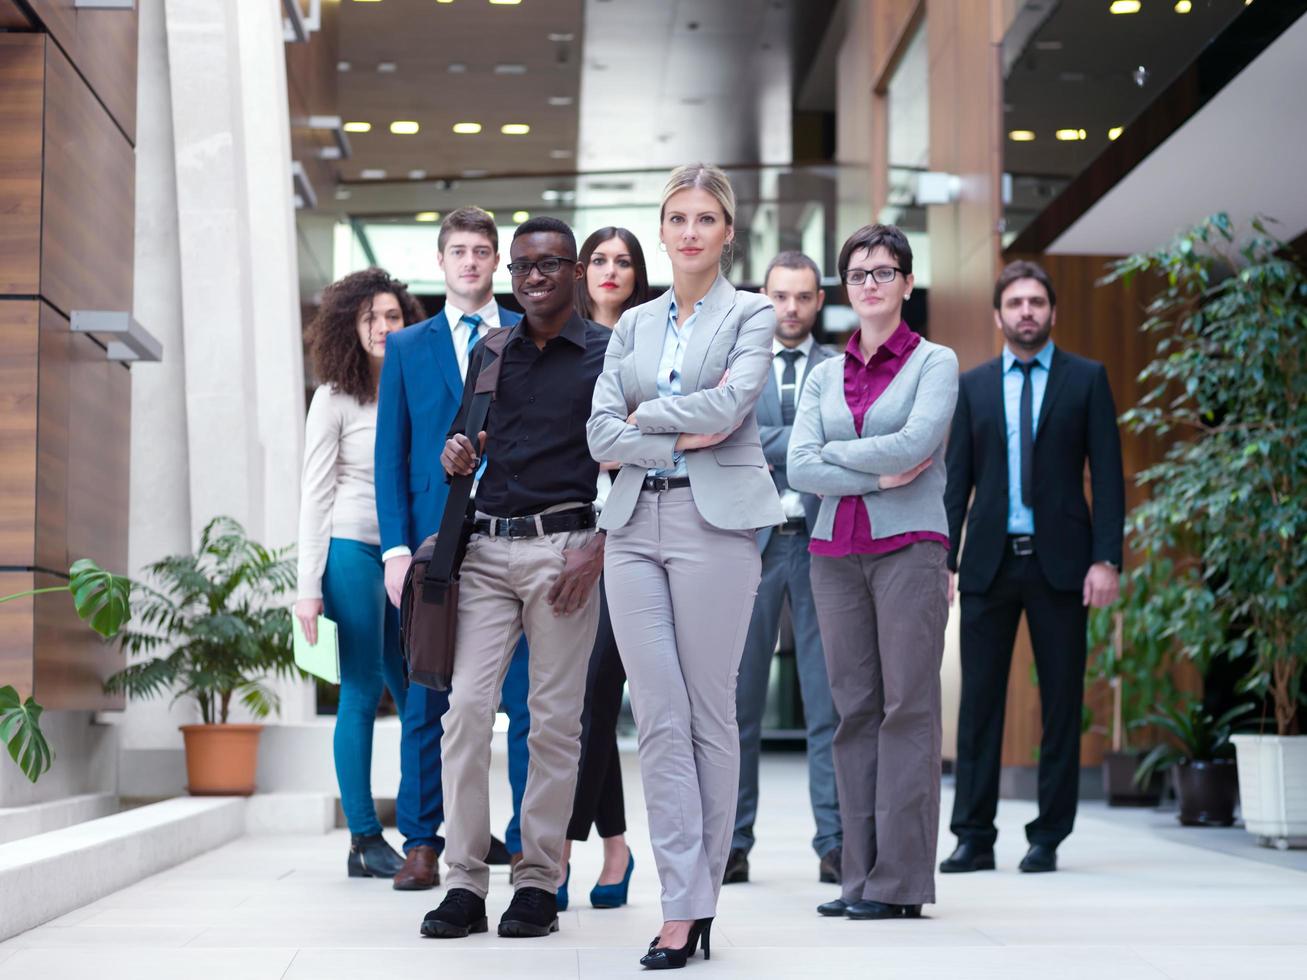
[294,267,426,878]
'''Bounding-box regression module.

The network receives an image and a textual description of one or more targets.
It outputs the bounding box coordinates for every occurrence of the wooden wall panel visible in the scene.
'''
[40,39,135,319]
[0,302,39,568]
[0,573,36,700]
[0,1,32,28]
[286,0,340,199]
[34,569,123,711]
[0,35,45,296]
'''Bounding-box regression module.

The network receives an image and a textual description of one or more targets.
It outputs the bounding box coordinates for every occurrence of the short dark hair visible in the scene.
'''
[438,206,499,253]
[763,251,822,292]
[838,223,913,278]
[512,216,577,258]
[993,259,1056,309]
[575,227,652,320]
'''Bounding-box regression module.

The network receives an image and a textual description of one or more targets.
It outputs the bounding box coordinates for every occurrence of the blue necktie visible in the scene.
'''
[461,313,487,480]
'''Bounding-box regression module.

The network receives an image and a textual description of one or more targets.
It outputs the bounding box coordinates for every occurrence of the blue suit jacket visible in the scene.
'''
[375,304,523,552]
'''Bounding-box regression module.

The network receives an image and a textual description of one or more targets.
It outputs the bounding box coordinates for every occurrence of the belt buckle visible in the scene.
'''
[648,476,670,493]
[1011,535,1034,557]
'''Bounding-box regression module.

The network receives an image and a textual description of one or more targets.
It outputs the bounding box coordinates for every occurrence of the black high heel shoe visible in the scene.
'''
[639,917,713,970]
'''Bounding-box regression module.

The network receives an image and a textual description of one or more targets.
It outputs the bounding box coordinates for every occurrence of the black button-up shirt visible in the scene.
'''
[449,313,608,517]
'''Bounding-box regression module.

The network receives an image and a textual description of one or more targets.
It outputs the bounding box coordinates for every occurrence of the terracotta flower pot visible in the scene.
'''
[1174,758,1239,827]
[179,723,263,796]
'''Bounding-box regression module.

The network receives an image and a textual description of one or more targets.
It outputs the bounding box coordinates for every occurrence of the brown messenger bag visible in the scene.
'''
[398,328,511,690]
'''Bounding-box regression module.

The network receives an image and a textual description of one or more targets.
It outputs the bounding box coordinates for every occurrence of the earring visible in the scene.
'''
[658,242,668,253]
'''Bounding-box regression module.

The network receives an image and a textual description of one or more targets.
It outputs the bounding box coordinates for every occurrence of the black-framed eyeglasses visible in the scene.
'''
[842,266,902,286]
[506,255,575,277]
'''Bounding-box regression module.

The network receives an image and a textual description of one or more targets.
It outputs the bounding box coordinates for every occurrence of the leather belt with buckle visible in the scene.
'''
[775,517,808,536]
[473,506,596,539]
[642,475,692,493]
[1009,534,1035,557]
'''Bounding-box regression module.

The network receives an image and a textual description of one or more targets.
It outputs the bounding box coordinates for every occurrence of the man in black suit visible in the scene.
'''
[941,260,1124,875]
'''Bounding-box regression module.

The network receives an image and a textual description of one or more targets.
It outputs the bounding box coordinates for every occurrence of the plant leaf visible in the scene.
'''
[0,685,54,783]
[68,559,132,639]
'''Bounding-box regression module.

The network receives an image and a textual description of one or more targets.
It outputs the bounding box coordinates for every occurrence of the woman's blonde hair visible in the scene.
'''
[660,163,736,226]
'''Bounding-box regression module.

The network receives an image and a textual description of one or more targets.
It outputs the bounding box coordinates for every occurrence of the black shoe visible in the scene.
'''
[817,897,850,917]
[498,886,559,938]
[1019,843,1057,873]
[639,917,712,969]
[939,841,996,874]
[818,846,843,884]
[845,900,922,920]
[347,833,405,878]
[420,888,488,939]
[485,835,512,865]
[722,847,749,884]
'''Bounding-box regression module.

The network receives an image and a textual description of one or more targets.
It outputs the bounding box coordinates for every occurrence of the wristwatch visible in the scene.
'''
[1096,560,1120,571]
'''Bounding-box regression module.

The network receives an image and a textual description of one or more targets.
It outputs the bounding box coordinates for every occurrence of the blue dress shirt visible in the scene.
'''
[1003,341,1054,534]
[648,294,704,478]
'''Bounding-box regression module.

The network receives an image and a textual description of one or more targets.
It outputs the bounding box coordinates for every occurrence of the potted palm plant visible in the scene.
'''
[1106,214,1307,848]
[1134,701,1252,826]
[107,517,301,796]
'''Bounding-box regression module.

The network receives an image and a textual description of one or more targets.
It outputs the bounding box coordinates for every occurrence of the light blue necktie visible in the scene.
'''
[461,313,487,480]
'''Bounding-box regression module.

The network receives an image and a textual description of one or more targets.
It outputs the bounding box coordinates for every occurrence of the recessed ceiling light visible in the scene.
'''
[548,33,575,42]
[408,169,428,180]
[335,188,352,200]
[415,211,440,222]
[1108,126,1124,140]
[343,121,372,133]
[337,61,351,72]
[1055,128,1087,141]
[437,0,453,4]
[494,64,527,75]
[377,62,398,73]
[488,0,522,5]
[390,120,420,135]
[1109,1,1141,13]
[448,63,467,73]
[1008,129,1036,142]
[548,96,574,106]
[550,149,573,159]
[1174,0,1192,11]
[452,122,483,134]
[512,210,530,223]
[360,169,387,179]
[501,123,531,135]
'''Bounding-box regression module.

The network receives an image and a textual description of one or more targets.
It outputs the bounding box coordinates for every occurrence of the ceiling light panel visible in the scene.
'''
[1109,1,1141,13]
[343,121,372,133]
[390,120,420,134]
[452,122,483,134]
[501,123,531,135]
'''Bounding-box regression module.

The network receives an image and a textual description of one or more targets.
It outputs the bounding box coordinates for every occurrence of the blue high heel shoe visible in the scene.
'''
[589,849,635,909]
[557,864,571,912]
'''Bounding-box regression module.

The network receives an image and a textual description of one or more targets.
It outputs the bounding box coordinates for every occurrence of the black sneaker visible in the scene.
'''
[420,888,488,939]
[498,886,559,938]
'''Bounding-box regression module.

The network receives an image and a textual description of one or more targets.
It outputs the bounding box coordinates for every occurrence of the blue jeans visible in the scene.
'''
[398,633,531,855]
[321,538,407,837]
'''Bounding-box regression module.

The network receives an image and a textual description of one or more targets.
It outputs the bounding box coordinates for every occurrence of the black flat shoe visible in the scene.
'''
[347,833,405,878]
[819,846,843,884]
[722,848,749,884]
[640,917,712,970]
[939,841,996,874]
[421,888,488,939]
[817,897,850,917]
[845,900,922,920]
[498,886,559,938]
[1019,843,1057,873]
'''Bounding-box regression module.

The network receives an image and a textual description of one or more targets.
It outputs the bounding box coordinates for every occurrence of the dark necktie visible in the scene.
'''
[461,312,483,363]
[779,349,803,425]
[1018,360,1035,508]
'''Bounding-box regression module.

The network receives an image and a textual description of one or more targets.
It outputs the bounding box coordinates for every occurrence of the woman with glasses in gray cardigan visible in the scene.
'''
[788,224,958,922]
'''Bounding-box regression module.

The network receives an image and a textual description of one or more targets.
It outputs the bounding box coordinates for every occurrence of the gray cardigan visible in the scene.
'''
[787,337,959,542]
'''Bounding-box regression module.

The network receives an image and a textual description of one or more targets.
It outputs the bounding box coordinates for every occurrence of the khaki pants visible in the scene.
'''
[440,527,601,897]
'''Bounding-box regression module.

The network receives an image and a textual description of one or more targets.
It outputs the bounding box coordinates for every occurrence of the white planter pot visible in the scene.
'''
[1230,734,1307,848]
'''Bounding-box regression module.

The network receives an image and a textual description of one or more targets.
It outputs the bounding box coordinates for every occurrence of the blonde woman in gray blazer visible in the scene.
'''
[587,164,783,970]
[788,224,957,924]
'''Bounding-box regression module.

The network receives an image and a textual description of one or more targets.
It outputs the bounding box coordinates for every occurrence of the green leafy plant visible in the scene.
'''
[1134,700,1254,786]
[0,560,131,782]
[1105,214,1307,736]
[107,517,301,725]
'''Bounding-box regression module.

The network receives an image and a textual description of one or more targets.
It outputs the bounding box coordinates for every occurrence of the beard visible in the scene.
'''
[1002,314,1052,352]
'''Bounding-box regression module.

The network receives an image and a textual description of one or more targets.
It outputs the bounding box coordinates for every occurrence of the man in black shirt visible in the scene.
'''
[422,218,608,941]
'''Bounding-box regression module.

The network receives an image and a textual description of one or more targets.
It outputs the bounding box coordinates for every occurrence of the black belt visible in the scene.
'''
[473,506,596,539]
[775,517,808,536]
[1008,534,1035,557]
[642,475,692,492]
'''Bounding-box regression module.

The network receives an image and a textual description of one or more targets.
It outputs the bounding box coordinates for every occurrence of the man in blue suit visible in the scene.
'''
[376,206,531,890]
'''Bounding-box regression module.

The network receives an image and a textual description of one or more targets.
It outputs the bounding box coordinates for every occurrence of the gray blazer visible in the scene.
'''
[587,275,786,531]
[787,337,959,542]
[757,340,835,554]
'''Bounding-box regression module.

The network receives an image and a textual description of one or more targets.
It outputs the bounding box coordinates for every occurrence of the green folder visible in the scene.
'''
[293,615,340,684]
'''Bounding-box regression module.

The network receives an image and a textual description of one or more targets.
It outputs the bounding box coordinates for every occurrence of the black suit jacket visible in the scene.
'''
[944,347,1125,594]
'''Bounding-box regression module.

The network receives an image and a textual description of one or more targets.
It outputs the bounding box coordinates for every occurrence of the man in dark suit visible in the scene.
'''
[941,259,1124,875]
[724,251,842,887]
[375,207,531,889]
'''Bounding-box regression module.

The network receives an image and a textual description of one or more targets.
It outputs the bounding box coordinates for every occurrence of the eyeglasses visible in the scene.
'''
[506,256,574,277]
[842,266,902,286]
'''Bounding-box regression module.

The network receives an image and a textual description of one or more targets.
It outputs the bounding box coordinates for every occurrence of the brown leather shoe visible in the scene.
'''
[393,845,439,891]
[508,851,524,885]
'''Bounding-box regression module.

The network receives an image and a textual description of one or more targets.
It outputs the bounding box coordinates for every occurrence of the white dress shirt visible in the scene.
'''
[444,296,501,380]
[773,335,815,520]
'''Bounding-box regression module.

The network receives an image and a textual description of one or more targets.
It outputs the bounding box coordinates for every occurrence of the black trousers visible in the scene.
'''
[567,577,627,841]
[950,549,1087,849]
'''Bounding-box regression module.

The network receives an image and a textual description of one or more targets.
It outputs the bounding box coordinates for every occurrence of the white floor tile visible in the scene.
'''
[0,947,295,980]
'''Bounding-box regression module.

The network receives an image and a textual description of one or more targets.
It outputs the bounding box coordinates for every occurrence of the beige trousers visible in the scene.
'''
[440,527,601,897]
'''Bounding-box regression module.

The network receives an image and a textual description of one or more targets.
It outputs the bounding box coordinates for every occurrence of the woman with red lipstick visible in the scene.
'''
[588,165,784,970]
[554,228,651,912]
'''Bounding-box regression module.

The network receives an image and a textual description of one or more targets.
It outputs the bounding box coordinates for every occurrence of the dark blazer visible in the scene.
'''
[374,305,523,552]
[944,346,1125,594]
[756,341,834,554]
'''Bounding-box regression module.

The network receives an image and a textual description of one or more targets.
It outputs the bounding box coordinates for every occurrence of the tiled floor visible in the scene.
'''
[3,751,1304,979]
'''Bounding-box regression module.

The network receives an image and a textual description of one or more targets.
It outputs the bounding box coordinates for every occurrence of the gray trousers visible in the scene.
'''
[734,529,841,858]
[809,542,948,906]
[604,487,761,920]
